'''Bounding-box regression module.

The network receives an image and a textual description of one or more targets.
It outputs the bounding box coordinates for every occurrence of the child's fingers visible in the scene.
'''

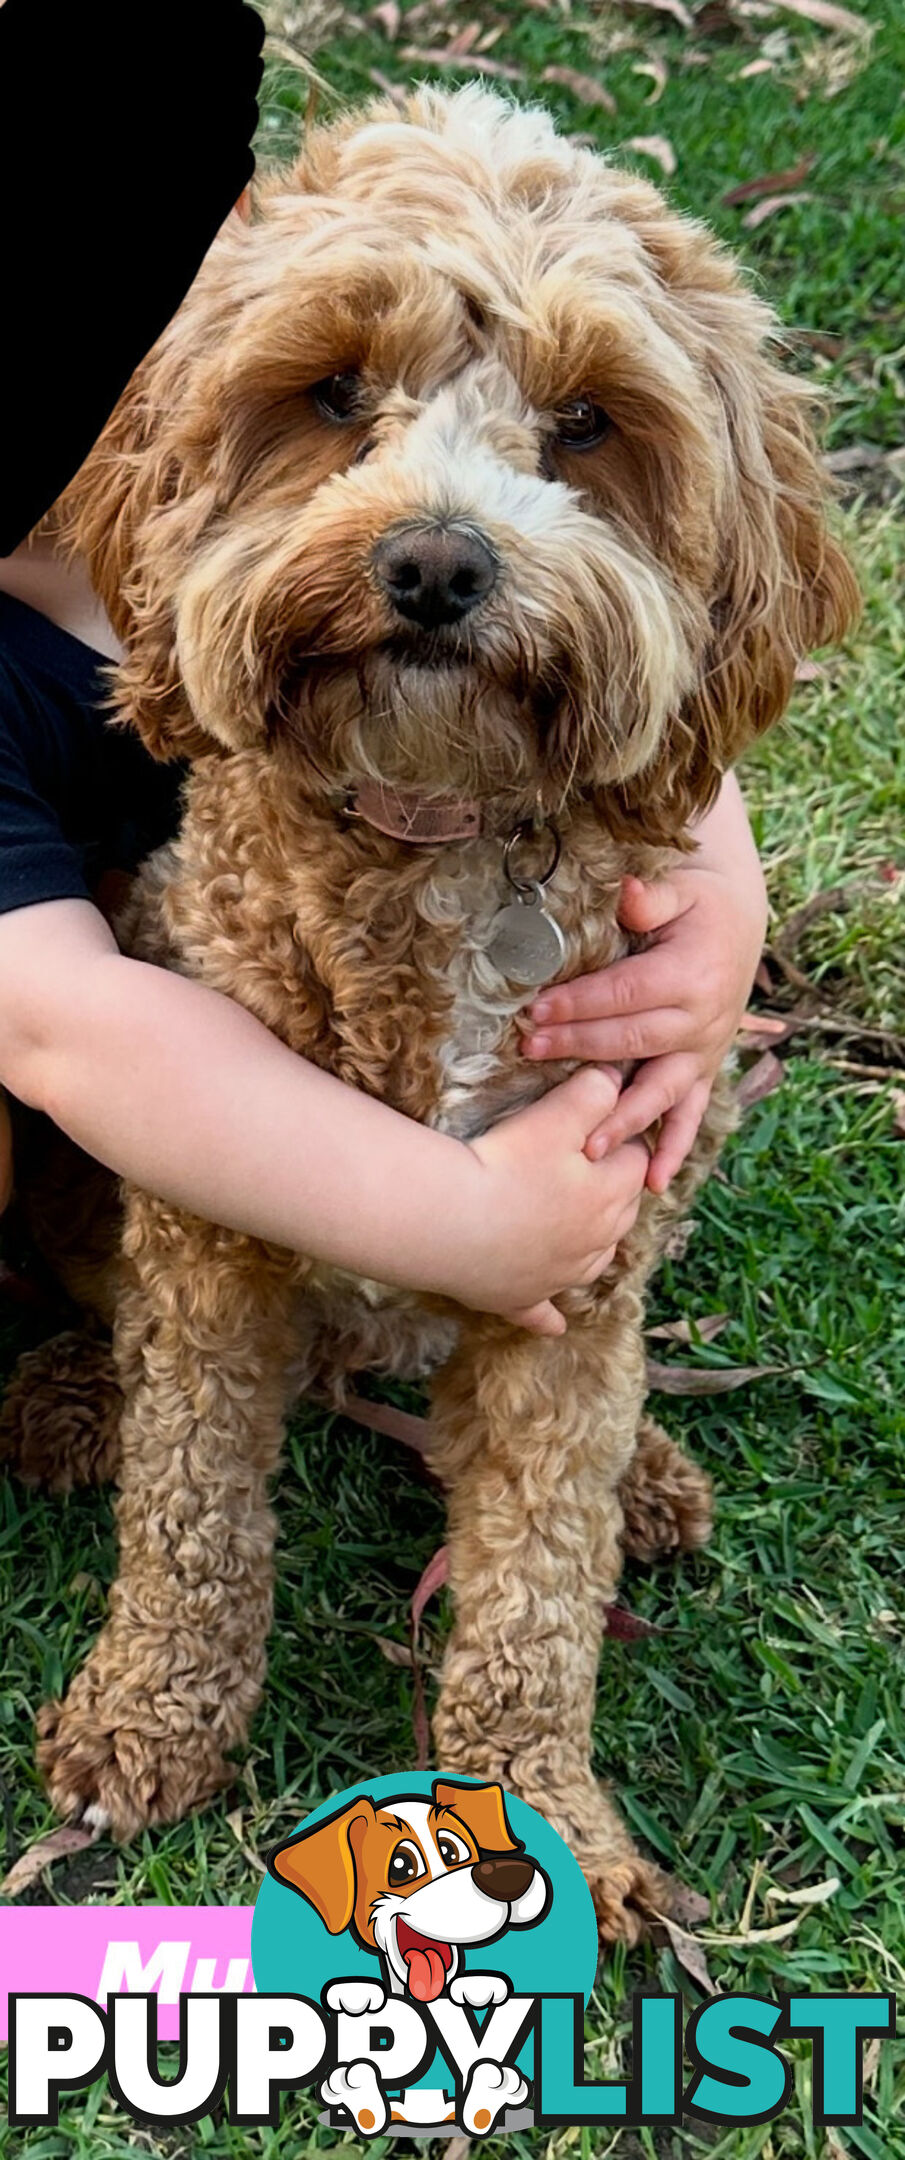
[524,1006,690,1066]
[617,873,692,937]
[528,947,681,1031]
[584,1054,699,1158]
[523,1063,624,1145]
[645,1081,711,1192]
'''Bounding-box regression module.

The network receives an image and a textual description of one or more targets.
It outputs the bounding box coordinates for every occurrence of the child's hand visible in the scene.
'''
[462,1067,651,1336]
[522,820,767,1192]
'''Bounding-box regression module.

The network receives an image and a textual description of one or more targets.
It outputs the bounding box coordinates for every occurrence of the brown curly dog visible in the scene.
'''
[2,87,856,1941]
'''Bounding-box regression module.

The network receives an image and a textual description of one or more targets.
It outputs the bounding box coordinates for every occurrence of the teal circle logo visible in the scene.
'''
[252,1771,597,2134]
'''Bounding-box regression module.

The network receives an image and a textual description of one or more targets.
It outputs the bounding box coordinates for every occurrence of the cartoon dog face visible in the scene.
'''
[269,1779,549,2000]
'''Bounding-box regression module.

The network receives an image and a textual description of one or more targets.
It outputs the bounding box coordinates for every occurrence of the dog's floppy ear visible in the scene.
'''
[433,1779,521,1855]
[611,235,860,842]
[55,352,220,765]
[268,1797,376,1934]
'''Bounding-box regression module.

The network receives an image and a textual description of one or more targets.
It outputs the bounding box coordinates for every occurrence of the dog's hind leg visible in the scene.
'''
[0,1331,122,1492]
[618,1414,713,1564]
[426,1293,671,1947]
[37,1195,298,1839]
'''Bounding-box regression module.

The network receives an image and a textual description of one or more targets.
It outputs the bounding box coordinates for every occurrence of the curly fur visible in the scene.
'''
[14,88,857,1932]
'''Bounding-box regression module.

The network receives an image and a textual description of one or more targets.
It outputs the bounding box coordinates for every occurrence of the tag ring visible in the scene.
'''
[503,819,562,897]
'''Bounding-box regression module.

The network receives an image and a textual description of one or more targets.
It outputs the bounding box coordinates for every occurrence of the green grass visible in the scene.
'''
[2,2,904,2155]
[263,0,905,449]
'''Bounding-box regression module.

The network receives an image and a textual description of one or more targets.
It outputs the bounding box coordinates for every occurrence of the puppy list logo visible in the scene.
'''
[254,1772,594,2135]
[6,1775,896,2134]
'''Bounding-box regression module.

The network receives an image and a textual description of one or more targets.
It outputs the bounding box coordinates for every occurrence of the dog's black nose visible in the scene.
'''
[373,523,497,631]
[471,1852,535,1902]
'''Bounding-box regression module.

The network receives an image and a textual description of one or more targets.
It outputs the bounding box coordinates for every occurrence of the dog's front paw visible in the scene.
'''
[324,1981,386,2018]
[462,2059,528,2135]
[584,1853,668,1946]
[320,2061,388,2135]
[37,1653,232,1840]
[448,1973,510,2009]
[619,1417,714,1563]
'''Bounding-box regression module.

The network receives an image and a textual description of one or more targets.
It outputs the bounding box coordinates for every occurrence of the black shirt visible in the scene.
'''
[0,592,183,917]
[0,0,263,555]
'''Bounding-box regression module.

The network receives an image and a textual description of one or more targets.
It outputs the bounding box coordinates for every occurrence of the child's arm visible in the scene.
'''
[0,896,649,1336]
[521,772,768,1190]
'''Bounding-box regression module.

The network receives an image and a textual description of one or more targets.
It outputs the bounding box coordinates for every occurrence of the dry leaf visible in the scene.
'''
[370,0,400,35]
[632,57,668,100]
[736,1049,785,1109]
[622,0,694,27]
[743,190,815,228]
[891,1089,905,1138]
[669,1883,712,1929]
[344,1392,430,1453]
[737,56,776,74]
[410,1544,449,1769]
[698,1914,806,1947]
[863,2039,882,2092]
[446,2140,474,2160]
[764,1874,840,1909]
[825,443,888,473]
[368,66,407,104]
[795,656,827,680]
[541,65,617,112]
[376,1635,415,1668]
[626,133,677,174]
[603,1603,662,1641]
[444,19,481,54]
[657,1915,717,1994]
[723,153,815,205]
[401,44,522,77]
[770,0,869,34]
[1,1824,99,1898]
[825,2133,853,2160]
[648,1313,730,1344]
[646,1357,780,1395]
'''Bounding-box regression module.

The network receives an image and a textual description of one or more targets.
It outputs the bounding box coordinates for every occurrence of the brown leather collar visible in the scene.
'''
[344,779,484,845]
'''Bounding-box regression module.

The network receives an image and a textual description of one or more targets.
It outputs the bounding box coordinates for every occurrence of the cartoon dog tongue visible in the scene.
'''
[397,1923,452,2002]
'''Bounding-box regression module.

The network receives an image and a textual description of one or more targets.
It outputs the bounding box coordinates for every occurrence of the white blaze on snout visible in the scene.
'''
[369,360,694,758]
[380,360,579,545]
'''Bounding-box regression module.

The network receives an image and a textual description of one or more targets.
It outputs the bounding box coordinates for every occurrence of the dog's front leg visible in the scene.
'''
[427,1295,667,1945]
[38,1194,298,1839]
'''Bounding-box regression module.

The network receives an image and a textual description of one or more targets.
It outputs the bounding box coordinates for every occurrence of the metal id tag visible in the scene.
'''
[487,884,567,986]
[487,817,567,988]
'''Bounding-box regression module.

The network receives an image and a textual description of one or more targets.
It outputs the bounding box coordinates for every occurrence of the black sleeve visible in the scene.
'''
[0,660,89,915]
[0,0,264,556]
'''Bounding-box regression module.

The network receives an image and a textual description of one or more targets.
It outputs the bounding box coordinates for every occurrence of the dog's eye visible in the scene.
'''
[389,1840,423,1883]
[313,370,363,423]
[438,1833,470,1867]
[554,394,611,450]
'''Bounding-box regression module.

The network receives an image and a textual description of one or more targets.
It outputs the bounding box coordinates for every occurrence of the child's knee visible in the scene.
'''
[0,1090,14,1214]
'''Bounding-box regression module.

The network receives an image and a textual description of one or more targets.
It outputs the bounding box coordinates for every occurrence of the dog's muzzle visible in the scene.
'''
[373,520,498,632]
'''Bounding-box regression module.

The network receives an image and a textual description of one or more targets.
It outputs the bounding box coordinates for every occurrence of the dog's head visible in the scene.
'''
[65,86,857,842]
[269,1778,549,2000]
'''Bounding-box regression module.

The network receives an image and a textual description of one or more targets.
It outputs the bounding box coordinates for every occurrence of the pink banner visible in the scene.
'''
[0,1906,255,2041]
